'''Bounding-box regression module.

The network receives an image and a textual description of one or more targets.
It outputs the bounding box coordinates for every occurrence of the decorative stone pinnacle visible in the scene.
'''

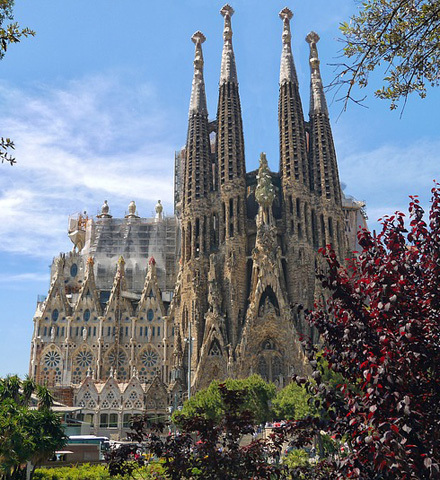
[87,256,94,266]
[279,7,293,21]
[307,31,328,116]
[189,31,208,115]
[118,256,125,266]
[191,30,206,46]
[279,7,298,84]
[220,4,234,17]
[221,4,234,40]
[219,4,238,84]
[306,31,320,45]
[306,31,321,70]
[149,256,156,266]
[279,7,293,44]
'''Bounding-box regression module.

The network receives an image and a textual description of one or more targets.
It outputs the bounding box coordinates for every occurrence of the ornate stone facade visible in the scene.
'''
[29,5,367,438]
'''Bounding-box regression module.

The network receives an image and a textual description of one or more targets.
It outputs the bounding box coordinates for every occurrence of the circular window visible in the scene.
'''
[70,263,78,277]
[76,350,93,368]
[147,309,154,322]
[141,348,158,368]
[44,350,61,368]
[83,309,91,322]
[52,309,59,322]
[109,350,127,368]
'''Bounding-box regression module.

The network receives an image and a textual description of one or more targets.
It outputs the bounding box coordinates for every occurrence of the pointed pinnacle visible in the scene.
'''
[279,7,297,84]
[189,31,208,115]
[219,4,238,84]
[221,4,234,41]
[280,7,293,45]
[306,31,321,71]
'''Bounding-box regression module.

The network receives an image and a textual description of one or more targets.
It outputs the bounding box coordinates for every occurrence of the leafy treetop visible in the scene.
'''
[336,0,440,110]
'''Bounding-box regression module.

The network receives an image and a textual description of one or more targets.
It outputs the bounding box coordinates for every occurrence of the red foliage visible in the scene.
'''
[290,186,440,479]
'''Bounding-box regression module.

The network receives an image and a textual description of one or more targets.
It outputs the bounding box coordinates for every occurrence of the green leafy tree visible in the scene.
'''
[0,0,35,165]
[272,382,314,421]
[336,0,440,110]
[0,375,66,480]
[175,375,276,425]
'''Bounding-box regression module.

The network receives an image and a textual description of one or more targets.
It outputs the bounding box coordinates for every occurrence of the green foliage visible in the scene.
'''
[271,382,314,421]
[175,375,276,425]
[282,449,310,469]
[0,375,66,480]
[33,463,164,480]
[0,0,34,165]
[337,0,440,109]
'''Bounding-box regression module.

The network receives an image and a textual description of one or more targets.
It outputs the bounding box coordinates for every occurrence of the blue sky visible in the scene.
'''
[1,0,439,377]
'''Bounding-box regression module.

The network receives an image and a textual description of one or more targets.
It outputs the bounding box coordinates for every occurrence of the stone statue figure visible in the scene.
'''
[155,200,163,220]
[255,153,275,225]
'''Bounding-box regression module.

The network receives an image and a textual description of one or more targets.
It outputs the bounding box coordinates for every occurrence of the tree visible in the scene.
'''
[0,0,35,165]
[107,384,288,480]
[282,185,440,478]
[336,0,440,110]
[0,375,66,480]
[271,382,314,421]
[176,375,276,425]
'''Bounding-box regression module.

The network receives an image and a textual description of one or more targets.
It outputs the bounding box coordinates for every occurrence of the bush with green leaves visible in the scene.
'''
[34,463,162,480]
[175,374,276,425]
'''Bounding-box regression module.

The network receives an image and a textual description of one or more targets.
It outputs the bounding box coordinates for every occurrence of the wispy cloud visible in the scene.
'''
[0,272,50,283]
[337,136,440,232]
[0,74,178,258]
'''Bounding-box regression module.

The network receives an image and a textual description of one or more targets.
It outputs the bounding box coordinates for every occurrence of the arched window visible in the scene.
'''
[52,309,59,322]
[83,309,91,322]
[258,357,268,381]
[147,309,154,321]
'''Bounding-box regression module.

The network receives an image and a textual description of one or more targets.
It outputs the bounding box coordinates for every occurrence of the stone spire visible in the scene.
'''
[216,4,246,196]
[183,31,212,208]
[279,7,298,85]
[220,4,238,85]
[216,4,248,350]
[189,31,208,116]
[306,31,341,203]
[278,7,309,188]
[306,32,329,116]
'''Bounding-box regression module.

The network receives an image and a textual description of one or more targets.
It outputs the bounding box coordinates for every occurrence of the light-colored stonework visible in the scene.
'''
[29,5,367,439]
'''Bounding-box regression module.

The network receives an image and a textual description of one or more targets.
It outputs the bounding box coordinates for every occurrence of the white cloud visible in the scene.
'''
[0,272,50,283]
[0,74,178,258]
[338,137,440,232]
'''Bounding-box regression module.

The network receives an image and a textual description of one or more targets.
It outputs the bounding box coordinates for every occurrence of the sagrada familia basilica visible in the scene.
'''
[28,6,367,438]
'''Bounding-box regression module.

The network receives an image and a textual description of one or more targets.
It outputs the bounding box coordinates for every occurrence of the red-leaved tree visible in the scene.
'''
[284,186,440,479]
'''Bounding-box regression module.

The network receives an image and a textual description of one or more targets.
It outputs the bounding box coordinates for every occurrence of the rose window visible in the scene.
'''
[141,349,158,368]
[44,350,61,368]
[76,351,93,368]
[109,350,127,367]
